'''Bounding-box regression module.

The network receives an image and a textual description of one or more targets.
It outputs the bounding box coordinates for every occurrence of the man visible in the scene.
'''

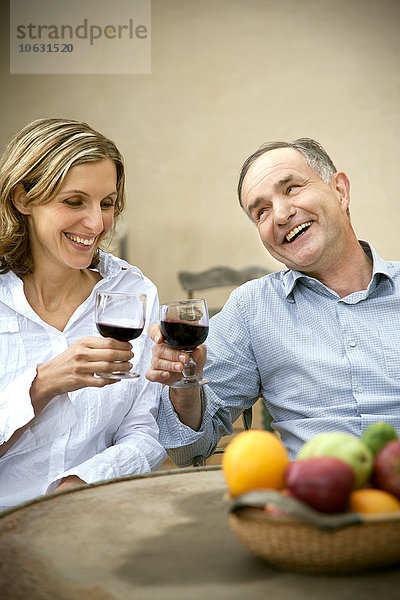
[146,139,400,465]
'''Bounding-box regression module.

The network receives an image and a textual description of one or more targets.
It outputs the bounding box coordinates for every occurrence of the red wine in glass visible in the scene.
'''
[160,299,210,388]
[96,323,144,342]
[95,292,147,379]
[160,321,209,350]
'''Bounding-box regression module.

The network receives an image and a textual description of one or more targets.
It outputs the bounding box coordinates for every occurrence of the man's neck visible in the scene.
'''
[311,243,373,298]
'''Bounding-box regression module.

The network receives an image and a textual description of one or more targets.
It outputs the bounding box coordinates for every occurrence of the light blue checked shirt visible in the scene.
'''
[158,242,400,465]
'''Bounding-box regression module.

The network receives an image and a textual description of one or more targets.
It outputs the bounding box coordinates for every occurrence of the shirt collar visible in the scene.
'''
[91,250,144,281]
[282,240,393,298]
[96,250,122,279]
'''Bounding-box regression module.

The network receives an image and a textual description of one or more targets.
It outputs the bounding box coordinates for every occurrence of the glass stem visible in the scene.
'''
[182,351,197,380]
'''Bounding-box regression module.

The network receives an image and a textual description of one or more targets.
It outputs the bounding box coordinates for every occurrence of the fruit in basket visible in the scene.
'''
[347,488,400,513]
[284,456,355,513]
[222,430,289,497]
[361,422,398,456]
[297,432,373,488]
[373,440,400,500]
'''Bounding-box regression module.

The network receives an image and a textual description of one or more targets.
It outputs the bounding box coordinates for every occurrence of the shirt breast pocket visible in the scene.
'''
[0,316,27,384]
[379,324,400,380]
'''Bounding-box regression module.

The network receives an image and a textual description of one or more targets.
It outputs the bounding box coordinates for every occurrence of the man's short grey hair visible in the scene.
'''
[237,138,337,207]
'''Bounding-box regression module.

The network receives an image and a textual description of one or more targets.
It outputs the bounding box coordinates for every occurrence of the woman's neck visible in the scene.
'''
[22,267,101,330]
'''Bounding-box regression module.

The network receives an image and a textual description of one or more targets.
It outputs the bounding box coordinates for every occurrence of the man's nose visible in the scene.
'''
[273,198,296,224]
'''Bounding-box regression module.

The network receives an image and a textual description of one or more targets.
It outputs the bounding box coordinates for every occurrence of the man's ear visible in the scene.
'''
[332,172,350,215]
[12,183,31,215]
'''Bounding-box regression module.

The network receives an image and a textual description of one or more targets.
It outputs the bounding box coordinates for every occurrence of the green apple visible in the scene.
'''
[361,422,398,456]
[297,432,374,488]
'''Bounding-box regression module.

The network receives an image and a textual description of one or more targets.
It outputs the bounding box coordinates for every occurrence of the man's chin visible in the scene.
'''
[266,240,322,270]
[264,246,296,270]
[266,252,315,274]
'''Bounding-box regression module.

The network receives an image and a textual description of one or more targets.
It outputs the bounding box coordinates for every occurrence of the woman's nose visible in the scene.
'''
[82,205,104,233]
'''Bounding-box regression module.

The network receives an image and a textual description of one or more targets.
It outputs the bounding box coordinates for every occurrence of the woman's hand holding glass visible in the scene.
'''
[95,292,146,379]
[30,336,134,410]
[30,293,147,413]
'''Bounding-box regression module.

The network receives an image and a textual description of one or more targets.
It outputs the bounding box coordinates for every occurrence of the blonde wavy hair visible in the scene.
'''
[0,118,126,276]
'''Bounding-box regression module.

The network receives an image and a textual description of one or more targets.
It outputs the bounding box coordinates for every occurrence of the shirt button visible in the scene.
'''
[348,340,357,347]
[355,385,363,393]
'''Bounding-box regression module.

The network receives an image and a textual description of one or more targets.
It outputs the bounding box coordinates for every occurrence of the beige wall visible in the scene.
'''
[1,0,399,307]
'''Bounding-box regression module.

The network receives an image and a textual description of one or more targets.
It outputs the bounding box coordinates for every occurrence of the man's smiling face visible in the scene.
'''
[240,147,351,276]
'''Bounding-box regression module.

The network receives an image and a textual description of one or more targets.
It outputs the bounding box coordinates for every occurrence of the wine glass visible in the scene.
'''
[95,291,147,379]
[160,299,210,388]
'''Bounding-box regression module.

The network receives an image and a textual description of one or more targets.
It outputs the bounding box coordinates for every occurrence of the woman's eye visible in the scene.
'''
[64,199,83,207]
[101,201,115,210]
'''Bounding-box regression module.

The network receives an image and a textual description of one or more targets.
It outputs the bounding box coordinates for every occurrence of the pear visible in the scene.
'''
[297,432,373,488]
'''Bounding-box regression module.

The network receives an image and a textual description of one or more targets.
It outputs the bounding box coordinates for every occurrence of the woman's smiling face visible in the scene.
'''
[240,147,351,276]
[22,159,117,273]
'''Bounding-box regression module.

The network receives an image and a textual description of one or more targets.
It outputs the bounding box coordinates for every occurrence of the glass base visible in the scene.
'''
[94,371,139,380]
[169,377,210,388]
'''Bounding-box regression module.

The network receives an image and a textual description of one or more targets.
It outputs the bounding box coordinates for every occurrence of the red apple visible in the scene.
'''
[284,457,355,513]
[373,440,400,499]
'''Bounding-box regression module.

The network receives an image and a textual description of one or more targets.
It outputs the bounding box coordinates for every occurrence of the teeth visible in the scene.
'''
[65,233,94,246]
[286,221,312,242]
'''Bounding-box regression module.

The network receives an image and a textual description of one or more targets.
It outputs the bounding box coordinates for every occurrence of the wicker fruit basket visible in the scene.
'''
[229,489,400,574]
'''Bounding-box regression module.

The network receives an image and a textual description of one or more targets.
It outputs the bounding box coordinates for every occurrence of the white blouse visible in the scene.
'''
[0,252,166,510]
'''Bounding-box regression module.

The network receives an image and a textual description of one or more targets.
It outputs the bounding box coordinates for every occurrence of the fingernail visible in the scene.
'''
[174,363,183,371]
[179,354,186,362]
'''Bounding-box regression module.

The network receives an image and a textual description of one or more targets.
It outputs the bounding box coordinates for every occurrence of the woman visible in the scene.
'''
[0,118,166,510]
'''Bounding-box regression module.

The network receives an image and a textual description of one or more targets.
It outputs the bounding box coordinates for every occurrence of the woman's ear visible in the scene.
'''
[12,183,31,215]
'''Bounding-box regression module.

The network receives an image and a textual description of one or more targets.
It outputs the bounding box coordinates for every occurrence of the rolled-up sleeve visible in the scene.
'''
[157,289,260,466]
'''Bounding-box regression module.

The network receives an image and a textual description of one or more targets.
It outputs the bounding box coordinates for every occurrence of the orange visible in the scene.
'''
[347,488,400,513]
[222,429,289,497]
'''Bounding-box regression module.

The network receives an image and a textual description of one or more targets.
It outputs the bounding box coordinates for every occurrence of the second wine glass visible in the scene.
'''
[160,299,210,388]
[95,292,147,379]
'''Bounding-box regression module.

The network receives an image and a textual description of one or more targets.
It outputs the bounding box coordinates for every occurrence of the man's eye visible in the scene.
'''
[287,184,299,194]
[256,207,269,221]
